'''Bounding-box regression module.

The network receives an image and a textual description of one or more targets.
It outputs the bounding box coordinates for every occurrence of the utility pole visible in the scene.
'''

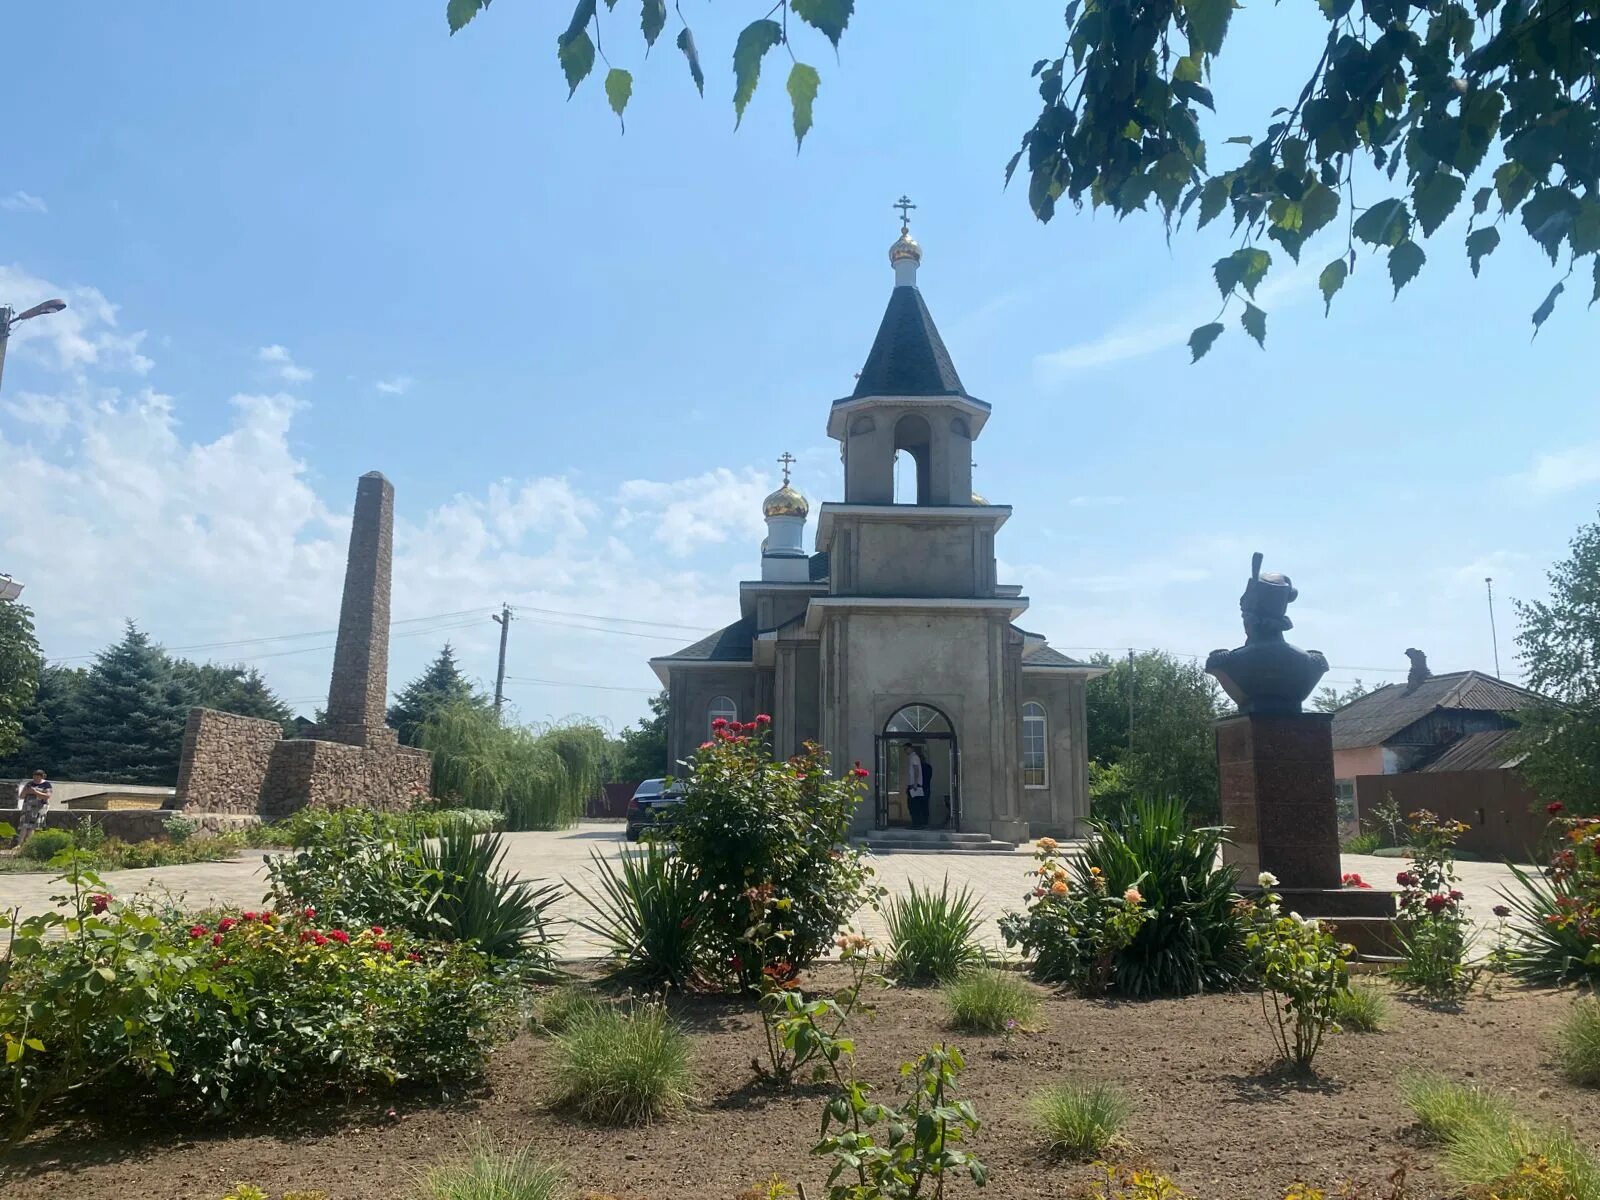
[0,298,69,396]
[1485,577,1502,678]
[492,604,513,714]
[1126,648,1135,751]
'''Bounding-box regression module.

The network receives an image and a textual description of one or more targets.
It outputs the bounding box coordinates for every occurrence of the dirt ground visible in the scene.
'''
[3,969,1596,1200]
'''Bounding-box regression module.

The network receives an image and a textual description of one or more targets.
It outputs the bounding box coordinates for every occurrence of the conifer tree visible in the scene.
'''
[0,598,44,762]
[0,664,88,778]
[172,660,295,728]
[58,622,192,784]
[388,643,486,746]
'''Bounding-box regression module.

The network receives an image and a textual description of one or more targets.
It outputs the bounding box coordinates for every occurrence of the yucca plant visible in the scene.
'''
[1028,1081,1130,1159]
[1081,796,1246,997]
[420,829,562,966]
[885,877,985,985]
[1499,863,1600,987]
[568,843,705,989]
[417,1132,566,1200]
[546,999,694,1125]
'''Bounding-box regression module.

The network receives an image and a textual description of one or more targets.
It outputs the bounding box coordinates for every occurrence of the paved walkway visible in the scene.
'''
[0,825,1526,958]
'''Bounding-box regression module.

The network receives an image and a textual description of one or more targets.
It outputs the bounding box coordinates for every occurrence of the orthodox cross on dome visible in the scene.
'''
[894,194,916,232]
[777,450,797,486]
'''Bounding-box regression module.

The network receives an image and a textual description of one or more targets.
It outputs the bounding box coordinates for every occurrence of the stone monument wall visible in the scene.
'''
[174,708,283,815]
[261,739,430,819]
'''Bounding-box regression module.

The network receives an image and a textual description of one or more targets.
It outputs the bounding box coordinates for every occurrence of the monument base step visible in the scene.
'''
[859,828,1026,855]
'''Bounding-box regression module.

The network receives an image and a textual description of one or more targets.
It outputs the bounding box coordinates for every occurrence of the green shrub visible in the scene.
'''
[546,999,693,1125]
[417,1134,565,1200]
[1241,875,1351,1070]
[1342,830,1383,855]
[885,877,984,985]
[1555,995,1600,1087]
[1391,810,1477,1002]
[1397,1073,1513,1143]
[942,967,1041,1033]
[1027,1080,1129,1159]
[530,984,606,1034]
[163,814,197,845]
[19,827,73,862]
[670,731,877,988]
[420,829,561,965]
[1499,813,1600,988]
[1078,797,1246,997]
[570,842,705,989]
[1329,980,1388,1032]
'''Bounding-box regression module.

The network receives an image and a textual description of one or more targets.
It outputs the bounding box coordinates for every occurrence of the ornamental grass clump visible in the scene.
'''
[1328,980,1388,1033]
[546,998,693,1125]
[529,984,606,1034]
[1397,1073,1514,1143]
[1027,1080,1130,1160]
[942,966,1042,1034]
[885,876,985,985]
[417,1133,566,1200]
[1555,995,1600,1087]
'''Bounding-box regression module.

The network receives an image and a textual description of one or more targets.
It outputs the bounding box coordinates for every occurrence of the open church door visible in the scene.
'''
[873,735,889,827]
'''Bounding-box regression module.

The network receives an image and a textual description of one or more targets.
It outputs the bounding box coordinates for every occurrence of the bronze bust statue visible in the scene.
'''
[1205,552,1329,716]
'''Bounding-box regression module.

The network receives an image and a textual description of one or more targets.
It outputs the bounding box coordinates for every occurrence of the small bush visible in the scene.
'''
[1555,996,1600,1087]
[546,999,693,1125]
[1027,1080,1129,1159]
[942,967,1041,1033]
[163,814,197,845]
[1392,810,1477,1002]
[530,984,605,1034]
[417,1135,565,1200]
[1329,980,1388,1033]
[1241,876,1352,1069]
[1342,830,1383,855]
[885,877,984,985]
[1398,1074,1513,1143]
[569,842,705,989]
[20,828,73,862]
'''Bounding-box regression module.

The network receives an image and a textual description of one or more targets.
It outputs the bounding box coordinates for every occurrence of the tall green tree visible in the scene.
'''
[1085,650,1226,818]
[612,689,670,782]
[0,598,43,762]
[171,660,295,728]
[452,0,1600,342]
[0,665,88,778]
[388,643,486,747]
[57,622,192,785]
[1312,678,1373,713]
[1514,507,1600,815]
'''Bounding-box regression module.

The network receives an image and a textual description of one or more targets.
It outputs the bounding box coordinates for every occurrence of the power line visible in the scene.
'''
[503,676,658,694]
[509,604,712,634]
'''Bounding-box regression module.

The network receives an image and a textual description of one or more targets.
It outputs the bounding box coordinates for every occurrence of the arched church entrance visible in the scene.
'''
[875,704,959,831]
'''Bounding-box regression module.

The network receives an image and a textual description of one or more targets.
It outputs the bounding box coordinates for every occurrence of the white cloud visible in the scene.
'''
[1034,256,1323,380]
[1,191,48,214]
[614,467,771,557]
[257,343,314,383]
[375,375,413,395]
[1506,442,1600,500]
[0,264,153,374]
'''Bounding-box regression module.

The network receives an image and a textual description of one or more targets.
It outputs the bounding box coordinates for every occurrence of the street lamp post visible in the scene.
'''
[0,575,23,602]
[0,298,68,395]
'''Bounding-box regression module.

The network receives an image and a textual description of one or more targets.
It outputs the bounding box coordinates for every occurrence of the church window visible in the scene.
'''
[708,695,738,736]
[1022,701,1048,788]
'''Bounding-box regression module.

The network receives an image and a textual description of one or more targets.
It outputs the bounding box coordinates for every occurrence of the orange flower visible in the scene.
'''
[1050,880,1069,895]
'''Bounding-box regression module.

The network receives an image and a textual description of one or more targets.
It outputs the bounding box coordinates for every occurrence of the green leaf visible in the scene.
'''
[1521,187,1580,263]
[1241,302,1266,348]
[1183,0,1235,57]
[1298,182,1340,239]
[1466,226,1499,277]
[677,27,704,95]
[1412,172,1465,237]
[1494,161,1533,215]
[1318,258,1348,314]
[641,0,666,48]
[446,0,486,34]
[1472,186,1492,216]
[1572,200,1600,257]
[1197,176,1230,228]
[557,29,595,97]
[1592,256,1600,308]
[1531,281,1563,334]
[1352,198,1409,248]
[1213,246,1271,298]
[1224,134,1253,145]
[1388,240,1425,296]
[604,67,633,129]
[733,18,784,127]
[23,1037,45,1052]
[0,822,12,840]
[1189,322,1225,361]
[790,0,854,49]
[787,62,820,151]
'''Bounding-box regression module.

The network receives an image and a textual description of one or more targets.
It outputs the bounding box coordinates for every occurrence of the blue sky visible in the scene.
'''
[2,2,1596,731]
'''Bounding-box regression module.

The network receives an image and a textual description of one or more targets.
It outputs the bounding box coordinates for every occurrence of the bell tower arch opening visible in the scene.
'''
[892,413,933,505]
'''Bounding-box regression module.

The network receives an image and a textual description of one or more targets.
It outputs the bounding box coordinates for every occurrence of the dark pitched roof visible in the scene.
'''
[1021,644,1092,669]
[850,286,968,399]
[1418,728,1526,773]
[653,619,754,664]
[1331,671,1544,750]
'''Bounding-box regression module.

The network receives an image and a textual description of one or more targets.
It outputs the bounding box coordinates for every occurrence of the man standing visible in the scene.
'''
[16,769,51,844]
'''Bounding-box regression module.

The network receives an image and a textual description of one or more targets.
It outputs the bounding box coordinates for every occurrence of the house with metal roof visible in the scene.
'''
[649,210,1105,846]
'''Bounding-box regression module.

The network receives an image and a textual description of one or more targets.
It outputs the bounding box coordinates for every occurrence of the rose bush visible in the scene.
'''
[1392,809,1477,1001]
[1239,872,1353,1070]
[1501,811,1600,986]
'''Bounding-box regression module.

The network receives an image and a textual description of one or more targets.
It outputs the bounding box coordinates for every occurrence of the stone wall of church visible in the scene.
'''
[1020,673,1091,838]
[829,517,994,599]
[666,668,761,771]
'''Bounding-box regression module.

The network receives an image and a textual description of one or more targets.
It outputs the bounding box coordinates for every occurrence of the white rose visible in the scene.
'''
[1257,871,1279,888]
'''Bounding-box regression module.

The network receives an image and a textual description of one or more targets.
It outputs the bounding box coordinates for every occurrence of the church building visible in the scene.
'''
[650,209,1103,845]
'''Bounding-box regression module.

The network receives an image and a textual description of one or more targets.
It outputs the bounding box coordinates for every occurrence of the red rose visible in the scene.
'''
[299,930,314,944]
[188,924,207,939]
[1548,802,1565,815]
[1493,904,1511,918]
[89,893,111,914]
[1449,889,1464,902]
[374,940,392,952]
[313,933,329,947]
[211,933,224,947]
[729,954,743,972]
[218,917,237,932]
[711,718,728,730]
[755,713,772,724]
[303,906,316,919]
[330,929,350,944]
[370,925,384,936]
[407,951,422,962]
[1396,871,1417,887]
[1424,893,1450,913]
[699,741,714,750]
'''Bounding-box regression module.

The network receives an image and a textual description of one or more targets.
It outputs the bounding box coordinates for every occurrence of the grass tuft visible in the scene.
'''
[884,876,985,985]
[1555,995,1600,1088]
[546,999,693,1125]
[1398,1073,1513,1143]
[1027,1081,1130,1160]
[417,1133,565,1200]
[530,984,605,1034]
[1329,980,1388,1033]
[942,967,1042,1034]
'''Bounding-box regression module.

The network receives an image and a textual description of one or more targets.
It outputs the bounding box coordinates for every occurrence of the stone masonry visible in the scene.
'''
[172,471,431,820]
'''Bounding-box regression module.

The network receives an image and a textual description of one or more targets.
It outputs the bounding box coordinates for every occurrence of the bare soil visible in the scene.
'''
[3,969,1595,1200]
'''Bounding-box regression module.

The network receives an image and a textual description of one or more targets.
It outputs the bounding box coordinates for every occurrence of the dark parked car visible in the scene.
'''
[624,778,686,841]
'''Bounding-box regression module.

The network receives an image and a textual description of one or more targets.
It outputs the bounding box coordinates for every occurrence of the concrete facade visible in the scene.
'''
[653,223,1102,845]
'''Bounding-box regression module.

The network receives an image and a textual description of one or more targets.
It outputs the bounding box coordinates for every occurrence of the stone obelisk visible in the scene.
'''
[322,471,397,748]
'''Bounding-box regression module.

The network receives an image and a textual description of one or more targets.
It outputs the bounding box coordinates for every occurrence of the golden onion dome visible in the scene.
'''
[762,483,809,519]
[889,228,922,265]
[970,491,988,505]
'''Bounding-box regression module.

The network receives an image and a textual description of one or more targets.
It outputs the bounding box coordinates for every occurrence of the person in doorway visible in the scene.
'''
[16,769,52,845]
[904,744,929,828]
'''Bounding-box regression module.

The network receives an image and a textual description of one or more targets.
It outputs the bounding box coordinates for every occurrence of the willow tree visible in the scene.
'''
[447,0,1600,349]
